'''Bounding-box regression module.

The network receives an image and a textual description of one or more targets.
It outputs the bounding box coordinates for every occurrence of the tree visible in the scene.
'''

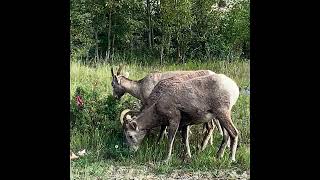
[70,0,250,63]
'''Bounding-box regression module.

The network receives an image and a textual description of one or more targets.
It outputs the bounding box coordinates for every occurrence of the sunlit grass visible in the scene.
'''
[70,59,250,179]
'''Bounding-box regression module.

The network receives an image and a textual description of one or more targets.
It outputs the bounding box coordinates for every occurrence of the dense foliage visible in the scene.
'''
[71,0,250,63]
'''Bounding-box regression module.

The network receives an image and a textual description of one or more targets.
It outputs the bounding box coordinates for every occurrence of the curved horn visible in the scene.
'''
[120,109,141,125]
[120,109,133,125]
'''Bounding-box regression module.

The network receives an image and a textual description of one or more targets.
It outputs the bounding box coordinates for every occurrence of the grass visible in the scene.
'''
[70,59,250,179]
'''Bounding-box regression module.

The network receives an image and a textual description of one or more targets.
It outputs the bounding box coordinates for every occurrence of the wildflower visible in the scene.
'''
[76,95,84,107]
[70,151,79,160]
[77,149,86,156]
[115,145,119,149]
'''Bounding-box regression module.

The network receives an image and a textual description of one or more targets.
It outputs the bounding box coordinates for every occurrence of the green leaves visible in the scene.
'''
[71,0,250,62]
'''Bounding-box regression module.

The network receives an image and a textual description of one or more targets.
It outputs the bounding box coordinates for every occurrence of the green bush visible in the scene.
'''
[70,84,142,133]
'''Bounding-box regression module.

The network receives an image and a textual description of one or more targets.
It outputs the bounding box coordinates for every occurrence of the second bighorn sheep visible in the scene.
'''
[121,72,239,162]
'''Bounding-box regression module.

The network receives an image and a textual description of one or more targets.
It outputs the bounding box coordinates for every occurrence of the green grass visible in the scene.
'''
[70,59,250,179]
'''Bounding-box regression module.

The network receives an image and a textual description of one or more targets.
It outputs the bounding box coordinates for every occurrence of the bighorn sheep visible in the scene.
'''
[121,72,239,162]
[111,66,223,150]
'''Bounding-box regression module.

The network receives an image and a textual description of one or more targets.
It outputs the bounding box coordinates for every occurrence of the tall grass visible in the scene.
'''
[70,59,250,177]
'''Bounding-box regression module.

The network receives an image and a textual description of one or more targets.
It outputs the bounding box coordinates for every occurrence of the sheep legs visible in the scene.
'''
[216,111,239,161]
[181,125,192,161]
[200,121,215,151]
[163,121,179,163]
[198,117,226,152]
[217,128,230,158]
[157,125,167,144]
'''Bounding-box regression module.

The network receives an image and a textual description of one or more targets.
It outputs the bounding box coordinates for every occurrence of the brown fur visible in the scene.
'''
[123,73,239,162]
[113,68,221,150]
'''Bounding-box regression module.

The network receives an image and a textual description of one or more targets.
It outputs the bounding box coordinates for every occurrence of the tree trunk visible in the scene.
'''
[86,49,89,63]
[95,30,99,61]
[160,36,164,65]
[182,46,185,64]
[147,0,152,49]
[130,38,133,58]
[151,19,154,47]
[105,51,108,63]
[176,36,181,62]
[160,46,164,65]
[177,45,181,63]
[205,42,210,58]
[112,33,115,62]
[151,1,154,47]
[107,10,112,61]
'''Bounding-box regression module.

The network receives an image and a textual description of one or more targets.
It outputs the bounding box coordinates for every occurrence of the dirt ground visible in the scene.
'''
[97,165,250,180]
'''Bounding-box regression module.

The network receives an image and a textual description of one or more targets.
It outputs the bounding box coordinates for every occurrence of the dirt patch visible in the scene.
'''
[102,165,249,180]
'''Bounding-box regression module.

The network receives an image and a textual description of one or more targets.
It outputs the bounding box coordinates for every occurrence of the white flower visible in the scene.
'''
[77,149,86,156]
[115,145,119,149]
[70,151,79,160]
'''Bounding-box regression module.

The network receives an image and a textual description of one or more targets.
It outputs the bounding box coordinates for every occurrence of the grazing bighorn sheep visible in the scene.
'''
[121,72,239,162]
[111,66,223,150]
